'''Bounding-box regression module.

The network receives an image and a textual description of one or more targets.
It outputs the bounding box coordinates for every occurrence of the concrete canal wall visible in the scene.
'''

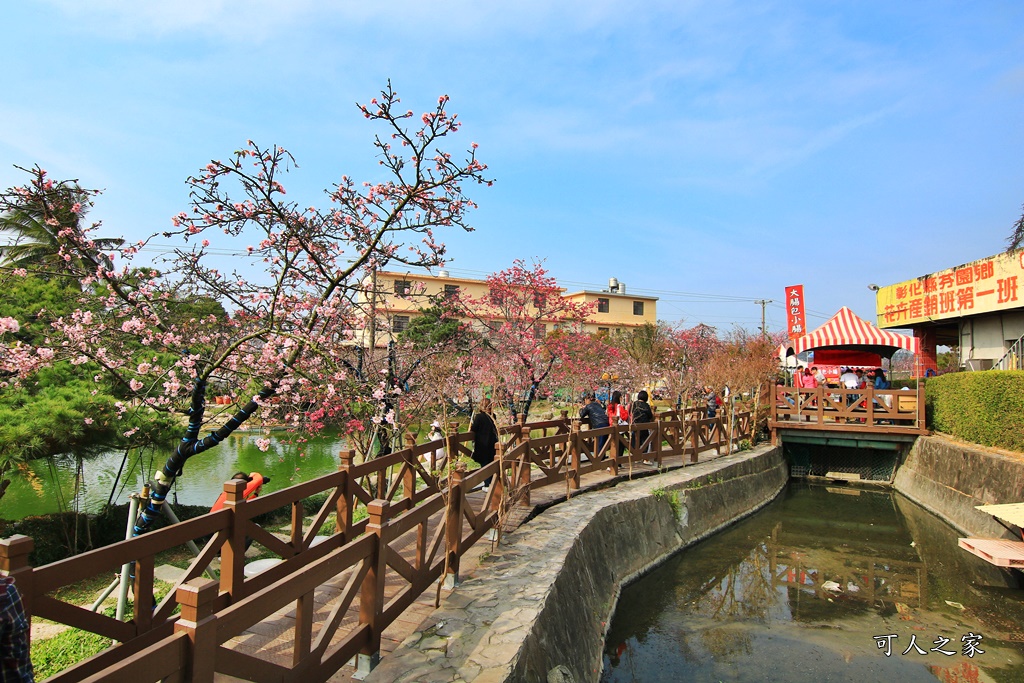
[893,434,1024,538]
[365,445,786,683]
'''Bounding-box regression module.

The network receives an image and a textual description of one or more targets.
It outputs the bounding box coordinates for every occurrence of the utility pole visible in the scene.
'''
[754,299,772,339]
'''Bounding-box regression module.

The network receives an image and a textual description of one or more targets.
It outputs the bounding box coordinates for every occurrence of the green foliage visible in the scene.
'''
[925,371,1024,451]
[0,362,179,468]
[651,486,682,517]
[0,273,79,346]
[0,367,119,460]
[399,302,469,350]
[32,625,111,679]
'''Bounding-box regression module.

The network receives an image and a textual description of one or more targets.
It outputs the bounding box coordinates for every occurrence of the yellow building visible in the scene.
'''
[356,270,658,344]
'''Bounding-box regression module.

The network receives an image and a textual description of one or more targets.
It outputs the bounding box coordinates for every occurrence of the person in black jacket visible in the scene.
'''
[579,391,610,459]
[471,397,500,487]
[631,390,655,457]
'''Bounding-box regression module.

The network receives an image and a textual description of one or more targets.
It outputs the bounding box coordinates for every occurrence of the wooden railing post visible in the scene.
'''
[816,387,824,424]
[292,487,311,667]
[716,415,724,455]
[337,450,355,540]
[490,444,505,513]
[865,386,875,427]
[175,578,219,683]
[403,430,419,469]
[728,396,736,454]
[402,433,417,505]
[690,415,700,463]
[770,385,778,425]
[358,499,390,676]
[220,479,248,599]
[654,415,664,467]
[569,419,582,490]
[445,469,465,588]
[0,535,34,620]
[518,435,532,507]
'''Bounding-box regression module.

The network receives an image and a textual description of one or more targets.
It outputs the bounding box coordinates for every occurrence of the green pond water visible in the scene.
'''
[603,484,1024,682]
[0,431,347,520]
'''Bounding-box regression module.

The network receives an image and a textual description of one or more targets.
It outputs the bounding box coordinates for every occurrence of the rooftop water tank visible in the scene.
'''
[609,277,619,292]
[438,269,450,278]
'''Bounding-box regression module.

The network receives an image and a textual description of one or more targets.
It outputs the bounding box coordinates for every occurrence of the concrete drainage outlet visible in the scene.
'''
[547,664,575,683]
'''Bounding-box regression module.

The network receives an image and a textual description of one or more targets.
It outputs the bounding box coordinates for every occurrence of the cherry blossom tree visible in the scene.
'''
[459,260,598,420]
[0,82,491,532]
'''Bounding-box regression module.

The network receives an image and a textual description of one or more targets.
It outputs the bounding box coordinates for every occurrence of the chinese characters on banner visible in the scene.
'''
[786,285,806,339]
[876,250,1024,328]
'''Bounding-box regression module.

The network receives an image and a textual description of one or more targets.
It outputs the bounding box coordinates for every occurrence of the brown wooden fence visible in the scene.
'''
[770,385,926,434]
[1,409,752,683]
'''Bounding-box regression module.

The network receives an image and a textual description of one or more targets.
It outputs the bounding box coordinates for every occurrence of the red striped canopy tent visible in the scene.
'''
[778,306,920,360]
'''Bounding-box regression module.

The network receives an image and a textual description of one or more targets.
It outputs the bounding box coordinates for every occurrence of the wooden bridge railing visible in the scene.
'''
[770,385,925,432]
[2,408,752,683]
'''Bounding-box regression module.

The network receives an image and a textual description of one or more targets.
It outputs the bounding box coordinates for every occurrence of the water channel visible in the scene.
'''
[602,483,1024,682]
[1,431,347,520]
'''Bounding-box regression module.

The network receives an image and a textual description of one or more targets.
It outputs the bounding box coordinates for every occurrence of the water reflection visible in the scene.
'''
[1,430,347,520]
[603,484,1024,683]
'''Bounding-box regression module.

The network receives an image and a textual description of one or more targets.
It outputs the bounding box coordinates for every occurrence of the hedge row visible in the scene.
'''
[925,370,1024,452]
[1,491,333,566]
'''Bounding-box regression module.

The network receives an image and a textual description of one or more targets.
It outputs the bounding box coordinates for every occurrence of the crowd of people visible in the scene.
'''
[422,381,746,487]
[793,365,890,391]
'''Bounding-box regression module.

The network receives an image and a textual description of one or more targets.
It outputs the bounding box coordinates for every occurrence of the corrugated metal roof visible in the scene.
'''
[976,503,1024,529]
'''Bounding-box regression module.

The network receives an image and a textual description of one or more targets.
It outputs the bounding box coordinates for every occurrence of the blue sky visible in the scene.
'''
[3,1,1024,333]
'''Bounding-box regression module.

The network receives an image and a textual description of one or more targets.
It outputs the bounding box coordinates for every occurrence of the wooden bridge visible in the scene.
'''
[769,385,926,482]
[1,407,753,682]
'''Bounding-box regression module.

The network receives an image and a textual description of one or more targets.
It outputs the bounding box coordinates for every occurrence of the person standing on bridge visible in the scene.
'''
[471,398,499,489]
[580,391,610,460]
[631,390,655,463]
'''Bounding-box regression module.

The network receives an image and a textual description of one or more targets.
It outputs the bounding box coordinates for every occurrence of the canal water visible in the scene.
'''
[603,483,1024,682]
[1,431,347,520]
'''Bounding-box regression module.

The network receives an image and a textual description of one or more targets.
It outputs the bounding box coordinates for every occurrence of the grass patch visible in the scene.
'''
[33,579,174,678]
[651,487,682,518]
[32,627,111,679]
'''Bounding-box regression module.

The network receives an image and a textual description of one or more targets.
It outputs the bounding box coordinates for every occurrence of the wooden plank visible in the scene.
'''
[958,538,1024,568]
[35,595,136,642]
[34,510,232,593]
[78,631,188,683]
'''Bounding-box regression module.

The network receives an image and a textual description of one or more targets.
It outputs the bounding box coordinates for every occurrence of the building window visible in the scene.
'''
[392,315,410,333]
[633,301,644,316]
[597,297,610,313]
[533,323,546,339]
[393,279,412,296]
[597,327,610,334]
[444,284,459,299]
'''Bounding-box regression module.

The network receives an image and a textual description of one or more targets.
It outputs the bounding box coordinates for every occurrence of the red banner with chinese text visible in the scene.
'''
[786,285,806,339]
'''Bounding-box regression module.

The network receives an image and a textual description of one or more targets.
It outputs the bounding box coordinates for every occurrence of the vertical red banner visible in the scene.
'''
[786,285,806,339]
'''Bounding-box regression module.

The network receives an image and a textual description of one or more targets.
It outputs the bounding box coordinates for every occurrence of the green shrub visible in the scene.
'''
[925,371,1024,451]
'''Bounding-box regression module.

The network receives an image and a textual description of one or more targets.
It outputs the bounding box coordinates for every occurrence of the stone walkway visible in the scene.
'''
[223,448,733,682]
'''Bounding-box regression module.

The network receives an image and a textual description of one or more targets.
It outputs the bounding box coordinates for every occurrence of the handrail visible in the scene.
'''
[769,385,926,432]
[1,409,753,683]
[995,333,1024,371]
